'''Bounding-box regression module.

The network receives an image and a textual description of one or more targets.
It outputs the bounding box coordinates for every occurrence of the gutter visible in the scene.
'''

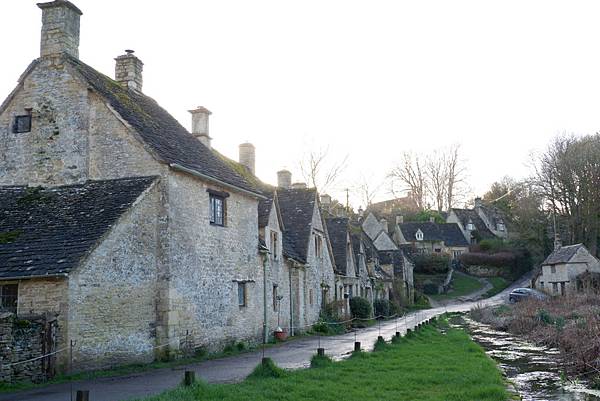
[170,163,267,200]
[0,273,68,281]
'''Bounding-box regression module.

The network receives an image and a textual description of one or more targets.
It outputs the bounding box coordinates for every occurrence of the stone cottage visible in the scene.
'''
[446,198,507,244]
[535,242,600,296]
[393,219,469,259]
[0,0,334,373]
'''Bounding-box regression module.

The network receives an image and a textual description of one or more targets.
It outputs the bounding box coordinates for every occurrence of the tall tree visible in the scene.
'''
[389,151,427,210]
[445,144,468,210]
[299,146,348,194]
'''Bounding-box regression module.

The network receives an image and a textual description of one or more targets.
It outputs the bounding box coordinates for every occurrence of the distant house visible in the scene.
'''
[446,198,508,244]
[393,220,469,259]
[535,243,600,296]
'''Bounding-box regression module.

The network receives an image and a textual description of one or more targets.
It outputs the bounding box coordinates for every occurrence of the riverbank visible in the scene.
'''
[134,319,509,401]
[471,293,600,385]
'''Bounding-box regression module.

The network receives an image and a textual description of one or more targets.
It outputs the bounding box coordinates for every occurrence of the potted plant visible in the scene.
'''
[274,295,287,340]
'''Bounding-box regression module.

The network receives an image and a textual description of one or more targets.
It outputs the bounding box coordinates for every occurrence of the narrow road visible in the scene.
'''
[1,278,527,401]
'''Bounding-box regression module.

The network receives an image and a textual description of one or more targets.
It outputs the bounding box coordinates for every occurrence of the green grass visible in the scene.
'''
[430,273,484,301]
[484,277,510,298]
[134,321,509,401]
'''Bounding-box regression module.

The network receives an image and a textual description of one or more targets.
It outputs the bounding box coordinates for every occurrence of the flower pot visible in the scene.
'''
[274,329,288,341]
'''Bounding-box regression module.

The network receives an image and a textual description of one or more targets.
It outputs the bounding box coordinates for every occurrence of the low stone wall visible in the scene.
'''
[464,265,510,278]
[0,313,58,383]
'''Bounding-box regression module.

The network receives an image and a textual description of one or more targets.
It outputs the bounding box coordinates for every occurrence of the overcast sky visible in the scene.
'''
[2,0,600,208]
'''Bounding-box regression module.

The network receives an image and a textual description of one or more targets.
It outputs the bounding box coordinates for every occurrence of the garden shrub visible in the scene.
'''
[413,254,450,274]
[422,282,439,295]
[374,299,390,317]
[349,296,372,319]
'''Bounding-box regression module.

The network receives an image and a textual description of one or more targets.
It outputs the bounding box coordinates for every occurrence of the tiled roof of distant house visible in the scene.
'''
[542,244,586,265]
[398,222,469,247]
[0,176,157,279]
[277,188,317,264]
[438,223,470,247]
[451,208,496,239]
[65,55,262,197]
[326,217,351,275]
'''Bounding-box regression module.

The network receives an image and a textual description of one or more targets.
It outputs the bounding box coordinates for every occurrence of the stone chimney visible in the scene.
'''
[292,182,307,189]
[474,197,483,209]
[380,219,388,233]
[396,215,404,225]
[38,0,82,58]
[239,143,255,175]
[115,50,144,92]
[277,170,291,189]
[320,194,332,207]
[188,106,212,148]
[554,233,562,251]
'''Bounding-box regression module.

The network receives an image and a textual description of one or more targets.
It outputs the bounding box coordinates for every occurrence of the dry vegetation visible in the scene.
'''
[471,293,600,381]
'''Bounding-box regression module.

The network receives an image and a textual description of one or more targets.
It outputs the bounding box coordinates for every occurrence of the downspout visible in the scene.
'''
[289,266,294,337]
[262,253,269,344]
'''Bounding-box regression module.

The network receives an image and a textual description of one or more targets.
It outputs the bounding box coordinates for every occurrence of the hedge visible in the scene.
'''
[349,297,372,319]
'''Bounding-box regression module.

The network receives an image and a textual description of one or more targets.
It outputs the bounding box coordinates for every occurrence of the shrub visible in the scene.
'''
[478,239,507,253]
[374,299,390,317]
[422,282,439,295]
[247,358,286,379]
[413,254,450,274]
[349,297,372,319]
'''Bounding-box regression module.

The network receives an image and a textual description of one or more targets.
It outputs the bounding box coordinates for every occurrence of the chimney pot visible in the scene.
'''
[277,170,291,189]
[474,197,483,209]
[188,106,212,148]
[396,215,404,225]
[239,143,256,175]
[38,0,82,58]
[380,219,388,233]
[320,194,331,206]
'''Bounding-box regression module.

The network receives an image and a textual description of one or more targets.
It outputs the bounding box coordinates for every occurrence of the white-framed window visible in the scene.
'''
[497,222,505,232]
[209,194,225,226]
[416,229,424,241]
[467,221,475,231]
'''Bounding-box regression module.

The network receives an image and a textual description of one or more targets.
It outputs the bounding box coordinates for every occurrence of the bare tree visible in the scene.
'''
[426,150,447,212]
[299,146,349,194]
[445,144,468,210]
[388,151,427,210]
[354,174,383,210]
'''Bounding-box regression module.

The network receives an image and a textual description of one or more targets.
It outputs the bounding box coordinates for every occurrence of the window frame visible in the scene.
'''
[0,284,18,314]
[208,190,228,226]
[237,282,247,307]
[13,115,32,134]
[270,230,279,260]
[314,234,323,259]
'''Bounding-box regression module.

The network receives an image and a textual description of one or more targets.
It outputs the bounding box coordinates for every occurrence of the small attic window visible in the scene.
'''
[497,221,505,232]
[13,115,32,133]
[467,221,475,231]
[416,229,424,241]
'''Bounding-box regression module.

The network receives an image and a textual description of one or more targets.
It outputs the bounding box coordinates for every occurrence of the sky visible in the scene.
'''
[2,0,600,209]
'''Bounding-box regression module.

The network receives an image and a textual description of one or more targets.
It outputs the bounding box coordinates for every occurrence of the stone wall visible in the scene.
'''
[68,182,161,370]
[0,313,58,383]
[464,264,511,278]
[0,58,90,187]
[164,172,264,352]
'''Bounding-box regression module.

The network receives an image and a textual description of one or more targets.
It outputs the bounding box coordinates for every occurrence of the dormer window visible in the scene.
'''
[497,222,505,232]
[13,114,32,133]
[466,221,475,231]
[416,229,424,241]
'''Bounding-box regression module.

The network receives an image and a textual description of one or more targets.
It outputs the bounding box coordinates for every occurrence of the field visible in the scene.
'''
[136,320,509,401]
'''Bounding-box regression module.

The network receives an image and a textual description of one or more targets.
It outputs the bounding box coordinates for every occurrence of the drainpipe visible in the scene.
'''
[262,253,269,344]
[289,266,294,337]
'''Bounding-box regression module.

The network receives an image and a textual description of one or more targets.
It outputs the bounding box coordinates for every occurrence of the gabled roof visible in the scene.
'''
[0,176,157,280]
[451,208,496,239]
[326,217,351,275]
[64,56,262,197]
[438,223,470,247]
[399,222,443,242]
[277,188,317,264]
[542,244,587,266]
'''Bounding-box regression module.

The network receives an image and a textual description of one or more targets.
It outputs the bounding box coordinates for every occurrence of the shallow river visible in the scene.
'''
[460,317,600,401]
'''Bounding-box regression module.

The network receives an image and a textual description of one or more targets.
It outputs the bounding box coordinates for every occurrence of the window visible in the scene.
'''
[309,289,313,305]
[13,115,31,133]
[497,222,505,232]
[0,284,18,314]
[209,193,225,226]
[314,234,323,258]
[237,282,247,307]
[552,282,558,293]
[540,281,544,289]
[551,265,556,274]
[416,230,424,241]
[273,284,278,311]
[270,231,279,260]
[466,221,475,231]
[453,250,462,259]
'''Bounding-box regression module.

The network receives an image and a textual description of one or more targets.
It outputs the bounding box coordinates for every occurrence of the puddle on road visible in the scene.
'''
[457,317,600,401]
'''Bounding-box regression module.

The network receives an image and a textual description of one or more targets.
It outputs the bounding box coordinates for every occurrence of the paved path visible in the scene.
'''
[1,278,528,401]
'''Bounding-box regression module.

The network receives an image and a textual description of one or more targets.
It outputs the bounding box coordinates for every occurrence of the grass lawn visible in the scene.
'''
[430,273,484,301]
[135,320,509,401]
[484,277,510,298]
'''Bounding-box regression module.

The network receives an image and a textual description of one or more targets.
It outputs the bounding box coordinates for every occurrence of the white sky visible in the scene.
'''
[2,0,600,208]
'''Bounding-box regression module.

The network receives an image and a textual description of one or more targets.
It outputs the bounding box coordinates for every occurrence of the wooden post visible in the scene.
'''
[75,391,89,401]
[184,370,195,386]
[317,348,325,357]
[377,335,384,342]
[354,341,361,351]
[395,331,400,337]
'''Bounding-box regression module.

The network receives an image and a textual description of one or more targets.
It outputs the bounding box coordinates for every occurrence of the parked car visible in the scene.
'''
[508,288,547,303]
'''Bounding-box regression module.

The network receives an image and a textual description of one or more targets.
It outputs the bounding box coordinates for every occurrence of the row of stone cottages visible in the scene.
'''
[0,1,414,373]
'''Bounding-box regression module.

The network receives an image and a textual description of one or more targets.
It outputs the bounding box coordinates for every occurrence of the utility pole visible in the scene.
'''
[345,188,350,214]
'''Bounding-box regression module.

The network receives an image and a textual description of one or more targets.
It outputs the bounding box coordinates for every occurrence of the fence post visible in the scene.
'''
[75,390,89,401]
[354,341,361,352]
[184,370,195,386]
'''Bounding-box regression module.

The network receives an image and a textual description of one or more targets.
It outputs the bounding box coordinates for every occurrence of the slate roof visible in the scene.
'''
[438,223,470,247]
[65,55,261,197]
[326,218,350,275]
[0,176,157,280]
[277,188,317,264]
[451,208,496,239]
[399,222,443,242]
[542,244,586,266]
[377,249,405,276]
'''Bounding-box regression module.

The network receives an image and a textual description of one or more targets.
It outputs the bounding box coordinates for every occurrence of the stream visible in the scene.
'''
[459,316,600,401]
